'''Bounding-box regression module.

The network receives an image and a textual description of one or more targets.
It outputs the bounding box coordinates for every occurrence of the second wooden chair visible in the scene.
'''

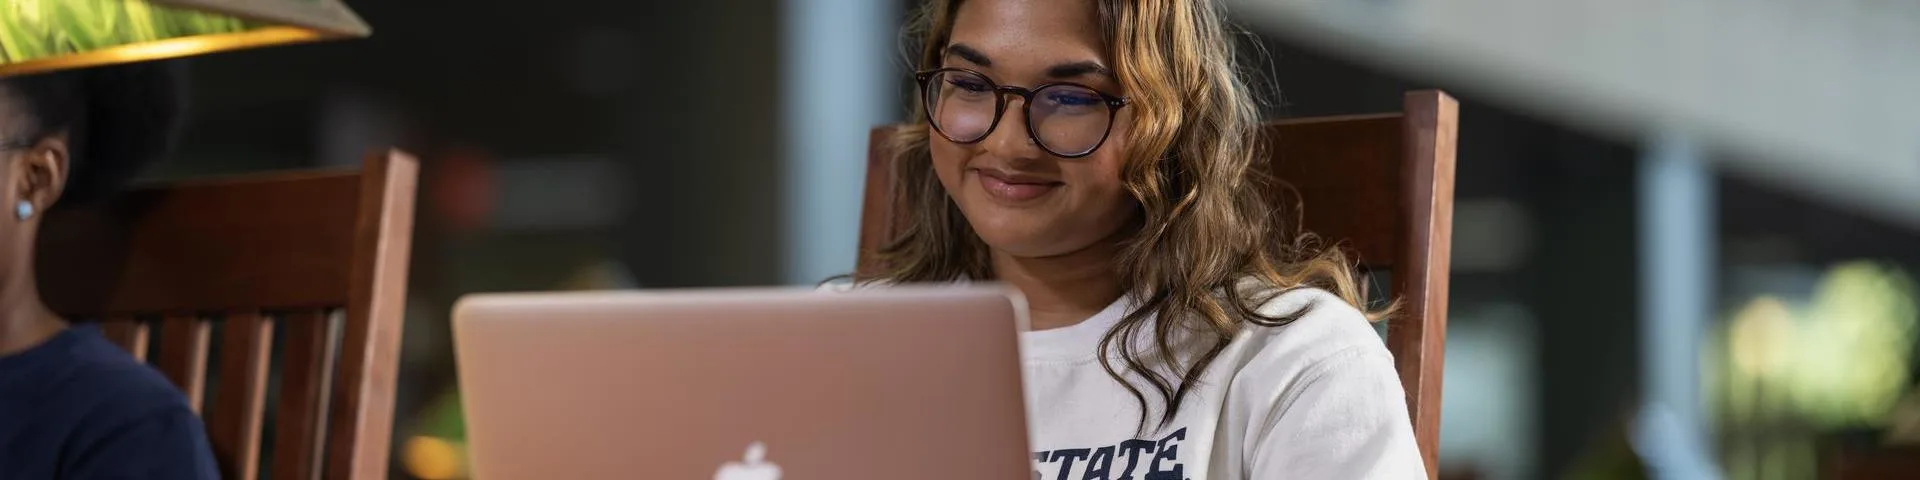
[37,151,419,480]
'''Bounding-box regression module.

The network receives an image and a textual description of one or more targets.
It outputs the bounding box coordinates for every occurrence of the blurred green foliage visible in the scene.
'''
[0,0,262,64]
[1708,261,1919,479]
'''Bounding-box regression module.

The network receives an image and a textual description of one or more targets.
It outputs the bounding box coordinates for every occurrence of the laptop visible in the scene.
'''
[453,285,1034,479]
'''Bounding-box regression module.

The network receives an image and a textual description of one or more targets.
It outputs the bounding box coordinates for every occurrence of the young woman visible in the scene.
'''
[860,0,1426,477]
[0,63,219,479]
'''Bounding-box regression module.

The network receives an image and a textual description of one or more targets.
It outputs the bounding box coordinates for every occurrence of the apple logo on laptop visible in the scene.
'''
[714,441,782,480]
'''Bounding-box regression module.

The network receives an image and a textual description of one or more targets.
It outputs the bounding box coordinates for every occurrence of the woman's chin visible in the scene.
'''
[974,229,1083,259]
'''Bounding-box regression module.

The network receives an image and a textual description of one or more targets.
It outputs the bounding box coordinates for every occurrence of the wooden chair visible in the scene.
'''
[1826,444,1920,479]
[857,91,1458,478]
[36,151,419,480]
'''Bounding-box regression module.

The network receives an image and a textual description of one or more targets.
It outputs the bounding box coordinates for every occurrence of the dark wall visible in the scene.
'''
[176,0,789,288]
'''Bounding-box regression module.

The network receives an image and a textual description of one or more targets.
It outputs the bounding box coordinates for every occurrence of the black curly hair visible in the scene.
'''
[0,61,186,206]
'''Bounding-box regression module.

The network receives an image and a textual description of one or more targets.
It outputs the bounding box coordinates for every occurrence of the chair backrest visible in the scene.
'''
[36,150,419,480]
[1828,445,1920,479]
[856,91,1458,477]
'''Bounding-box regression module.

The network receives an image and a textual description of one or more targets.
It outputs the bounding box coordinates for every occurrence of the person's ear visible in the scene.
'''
[15,135,70,215]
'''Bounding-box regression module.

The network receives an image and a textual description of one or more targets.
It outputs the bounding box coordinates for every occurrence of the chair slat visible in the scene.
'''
[157,315,212,412]
[326,152,417,480]
[99,319,150,360]
[273,310,340,480]
[207,312,274,480]
[858,127,899,278]
[1384,90,1458,479]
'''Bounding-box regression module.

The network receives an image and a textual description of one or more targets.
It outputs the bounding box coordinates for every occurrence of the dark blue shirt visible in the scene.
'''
[0,324,219,479]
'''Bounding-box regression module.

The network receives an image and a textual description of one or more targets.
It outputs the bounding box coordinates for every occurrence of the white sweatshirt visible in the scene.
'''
[1019,287,1426,480]
[824,282,1426,479]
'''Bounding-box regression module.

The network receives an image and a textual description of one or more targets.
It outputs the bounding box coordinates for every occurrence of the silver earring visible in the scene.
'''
[15,200,32,220]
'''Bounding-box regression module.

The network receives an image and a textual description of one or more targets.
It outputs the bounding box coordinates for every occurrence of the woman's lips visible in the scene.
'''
[974,168,1062,203]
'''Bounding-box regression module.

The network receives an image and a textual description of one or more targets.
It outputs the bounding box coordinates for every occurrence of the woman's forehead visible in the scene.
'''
[947,0,1106,70]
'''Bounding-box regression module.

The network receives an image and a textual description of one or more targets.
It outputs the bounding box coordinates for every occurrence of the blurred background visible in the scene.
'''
[99,0,1920,478]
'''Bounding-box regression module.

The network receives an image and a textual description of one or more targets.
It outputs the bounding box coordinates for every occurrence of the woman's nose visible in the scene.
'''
[983,94,1044,159]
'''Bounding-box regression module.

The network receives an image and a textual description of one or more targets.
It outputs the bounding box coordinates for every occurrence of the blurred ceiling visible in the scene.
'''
[1231,0,1920,229]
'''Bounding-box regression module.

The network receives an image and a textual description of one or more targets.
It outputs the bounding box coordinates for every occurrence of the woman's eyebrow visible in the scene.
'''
[1046,61,1110,80]
[945,43,1113,81]
[945,44,992,66]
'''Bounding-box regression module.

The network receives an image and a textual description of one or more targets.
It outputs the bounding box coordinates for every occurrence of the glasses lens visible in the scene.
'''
[1028,84,1112,156]
[923,71,999,143]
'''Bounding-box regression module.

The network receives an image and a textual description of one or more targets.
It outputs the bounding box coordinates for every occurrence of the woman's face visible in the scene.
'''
[931,0,1137,259]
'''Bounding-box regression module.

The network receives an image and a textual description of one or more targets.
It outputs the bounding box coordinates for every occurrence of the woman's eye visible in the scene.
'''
[946,78,992,93]
[1045,91,1102,107]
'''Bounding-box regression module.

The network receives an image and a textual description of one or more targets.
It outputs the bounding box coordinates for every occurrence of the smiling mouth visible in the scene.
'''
[972,168,1062,203]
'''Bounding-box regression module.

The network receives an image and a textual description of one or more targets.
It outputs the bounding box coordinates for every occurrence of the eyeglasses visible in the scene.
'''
[916,68,1130,158]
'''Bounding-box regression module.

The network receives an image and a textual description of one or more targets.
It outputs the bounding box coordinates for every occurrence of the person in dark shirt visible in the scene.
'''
[0,62,219,479]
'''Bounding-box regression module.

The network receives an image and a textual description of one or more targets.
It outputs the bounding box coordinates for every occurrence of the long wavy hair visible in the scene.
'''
[864,0,1390,431]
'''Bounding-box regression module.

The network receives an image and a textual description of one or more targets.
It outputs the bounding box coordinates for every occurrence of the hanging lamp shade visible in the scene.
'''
[0,0,369,77]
